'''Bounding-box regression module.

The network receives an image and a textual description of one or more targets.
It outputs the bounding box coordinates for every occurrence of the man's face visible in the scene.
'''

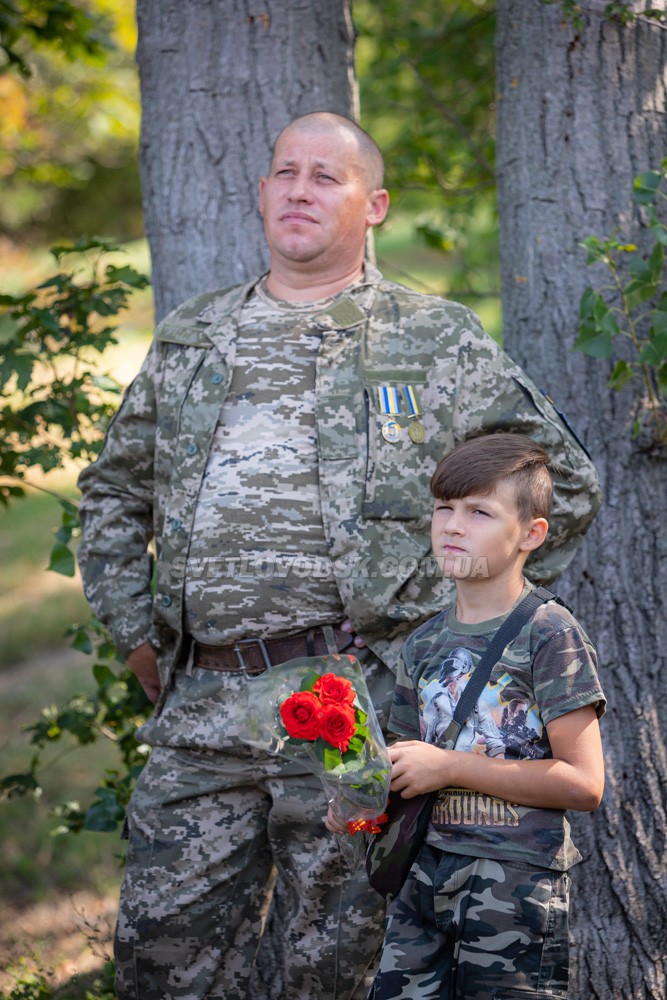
[258,126,387,275]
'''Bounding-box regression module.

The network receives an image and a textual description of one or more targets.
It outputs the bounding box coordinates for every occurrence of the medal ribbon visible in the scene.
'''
[403,384,422,417]
[377,385,401,416]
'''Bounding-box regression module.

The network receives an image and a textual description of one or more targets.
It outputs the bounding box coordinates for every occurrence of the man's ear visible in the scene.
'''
[258,176,267,217]
[366,188,389,228]
[519,518,549,552]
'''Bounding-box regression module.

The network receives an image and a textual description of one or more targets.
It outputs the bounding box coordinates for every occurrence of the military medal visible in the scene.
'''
[381,419,402,443]
[377,386,402,444]
[404,384,425,444]
[408,421,425,443]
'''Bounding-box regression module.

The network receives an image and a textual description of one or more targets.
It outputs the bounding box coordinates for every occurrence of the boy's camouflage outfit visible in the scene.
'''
[77,265,602,1000]
[370,582,606,999]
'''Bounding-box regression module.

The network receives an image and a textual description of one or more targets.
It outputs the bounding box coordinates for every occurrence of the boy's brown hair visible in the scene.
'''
[430,433,553,522]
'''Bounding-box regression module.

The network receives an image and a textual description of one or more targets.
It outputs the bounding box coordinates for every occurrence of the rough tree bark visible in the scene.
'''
[496,3,667,997]
[135,0,358,321]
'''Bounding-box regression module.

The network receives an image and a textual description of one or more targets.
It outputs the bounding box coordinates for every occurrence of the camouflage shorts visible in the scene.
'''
[369,842,570,999]
[114,741,384,1000]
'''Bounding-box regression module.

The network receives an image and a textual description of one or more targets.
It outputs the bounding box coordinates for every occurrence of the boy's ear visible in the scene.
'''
[519,517,549,552]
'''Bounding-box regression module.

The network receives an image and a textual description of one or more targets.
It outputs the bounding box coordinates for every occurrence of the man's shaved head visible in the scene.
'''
[270,112,385,190]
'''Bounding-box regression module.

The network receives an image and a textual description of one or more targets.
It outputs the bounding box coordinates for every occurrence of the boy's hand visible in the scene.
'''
[389,740,451,798]
[324,803,348,835]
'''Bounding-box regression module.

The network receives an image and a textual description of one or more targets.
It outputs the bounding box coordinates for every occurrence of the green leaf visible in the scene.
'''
[323,746,342,770]
[0,769,40,799]
[658,362,667,398]
[580,236,609,265]
[640,327,667,366]
[415,222,455,253]
[69,626,94,655]
[299,671,321,692]
[58,497,79,525]
[83,787,124,832]
[593,295,620,336]
[105,264,151,289]
[608,360,635,390]
[93,663,118,688]
[46,540,75,577]
[92,374,121,392]
[51,238,119,262]
[633,169,662,206]
[648,240,664,282]
[0,350,35,393]
[573,322,614,358]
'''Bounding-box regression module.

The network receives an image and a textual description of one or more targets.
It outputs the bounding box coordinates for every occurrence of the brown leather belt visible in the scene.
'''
[191,624,353,676]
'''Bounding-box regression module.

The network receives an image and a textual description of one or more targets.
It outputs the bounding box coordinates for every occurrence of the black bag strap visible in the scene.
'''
[438,586,561,750]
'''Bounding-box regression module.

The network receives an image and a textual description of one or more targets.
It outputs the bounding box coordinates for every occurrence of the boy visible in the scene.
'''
[335,433,606,999]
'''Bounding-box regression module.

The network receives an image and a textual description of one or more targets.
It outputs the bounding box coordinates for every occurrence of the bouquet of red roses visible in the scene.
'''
[236,653,391,839]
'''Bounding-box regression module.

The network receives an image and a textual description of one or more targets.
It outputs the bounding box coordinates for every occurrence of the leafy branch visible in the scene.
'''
[1,618,152,834]
[0,238,149,564]
[0,0,111,77]
[0,240,153,833]
[574,163,667,447]
[542,1,667,31]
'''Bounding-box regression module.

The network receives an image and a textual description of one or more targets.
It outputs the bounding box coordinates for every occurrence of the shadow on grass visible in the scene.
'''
[1,961,116,999]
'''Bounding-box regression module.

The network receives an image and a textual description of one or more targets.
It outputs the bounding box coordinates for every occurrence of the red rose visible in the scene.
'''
[320,703,357,752]
[313,673,355,706]
[280,691,322,740]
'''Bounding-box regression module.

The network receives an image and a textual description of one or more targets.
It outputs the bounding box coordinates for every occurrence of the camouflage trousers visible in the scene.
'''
[114,740,385,1000]
[370,842,570,1000]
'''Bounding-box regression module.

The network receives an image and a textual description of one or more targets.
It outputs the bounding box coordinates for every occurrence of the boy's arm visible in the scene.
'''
[389,704,604,812]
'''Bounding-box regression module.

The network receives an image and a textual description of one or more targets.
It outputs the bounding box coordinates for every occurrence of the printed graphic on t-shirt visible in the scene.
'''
[419,646,555,849]
[419,647,546,761]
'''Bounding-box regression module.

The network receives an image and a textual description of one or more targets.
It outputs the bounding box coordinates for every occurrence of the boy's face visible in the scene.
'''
[431,479,544,581]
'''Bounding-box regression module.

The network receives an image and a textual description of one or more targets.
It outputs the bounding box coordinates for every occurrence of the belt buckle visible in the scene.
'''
[233,637,272,679]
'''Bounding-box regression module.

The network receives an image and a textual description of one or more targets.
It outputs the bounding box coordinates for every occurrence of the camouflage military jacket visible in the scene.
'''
[77,266,601,692]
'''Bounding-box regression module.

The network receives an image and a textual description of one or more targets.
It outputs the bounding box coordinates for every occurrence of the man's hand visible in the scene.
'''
[127,641,161,704]
[340,619,367,649]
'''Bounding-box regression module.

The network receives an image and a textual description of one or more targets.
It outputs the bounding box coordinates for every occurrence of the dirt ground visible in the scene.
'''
[0,889,117,993]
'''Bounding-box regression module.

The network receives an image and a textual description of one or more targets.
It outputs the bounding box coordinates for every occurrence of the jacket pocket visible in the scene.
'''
[362,379,433,520]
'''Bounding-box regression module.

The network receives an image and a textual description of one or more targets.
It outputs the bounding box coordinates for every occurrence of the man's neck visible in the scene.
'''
[263,261,365,303]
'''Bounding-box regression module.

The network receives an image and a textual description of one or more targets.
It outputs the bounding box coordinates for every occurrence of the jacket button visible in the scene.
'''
[186,444,197,456]
[160,595,172,607]
[211,372,224,384]
[170,517,182,530]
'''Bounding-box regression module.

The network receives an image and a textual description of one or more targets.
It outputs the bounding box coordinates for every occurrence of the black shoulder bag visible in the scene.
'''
[365,586,559,899]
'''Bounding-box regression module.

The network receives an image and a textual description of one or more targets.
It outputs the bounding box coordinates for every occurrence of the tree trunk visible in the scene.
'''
[496,3,667,997]
[135,0,358,321]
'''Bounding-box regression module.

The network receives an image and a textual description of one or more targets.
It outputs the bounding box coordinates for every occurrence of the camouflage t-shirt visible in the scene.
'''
[388,582,606,870]
[184,280,347,643]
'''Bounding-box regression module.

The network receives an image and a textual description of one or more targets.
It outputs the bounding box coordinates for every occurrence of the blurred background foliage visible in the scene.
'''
[0,0,142,245]
[355,0,497,311]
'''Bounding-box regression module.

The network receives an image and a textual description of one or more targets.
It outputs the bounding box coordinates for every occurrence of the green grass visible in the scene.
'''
[0,651,124,906]
[0,489,91,670]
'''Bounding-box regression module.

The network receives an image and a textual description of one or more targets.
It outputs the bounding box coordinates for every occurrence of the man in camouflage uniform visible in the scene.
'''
[77,113,602,1000]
